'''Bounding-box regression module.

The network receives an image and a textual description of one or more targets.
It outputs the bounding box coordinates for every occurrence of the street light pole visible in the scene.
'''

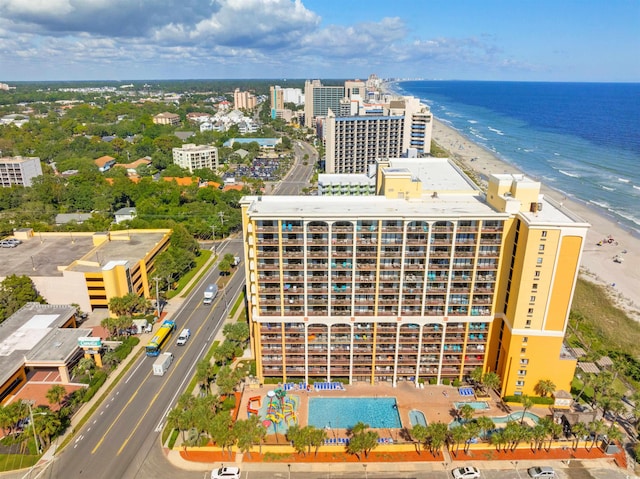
[211,224,216,254]
[153,276,160,319]
[27,401,40,454]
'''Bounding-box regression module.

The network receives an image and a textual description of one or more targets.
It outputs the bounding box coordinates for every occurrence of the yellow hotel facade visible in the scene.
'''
[240,158,589,397]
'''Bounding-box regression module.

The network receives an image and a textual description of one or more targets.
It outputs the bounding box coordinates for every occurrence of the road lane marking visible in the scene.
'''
[90,371,150,454]
[90,245,241,456]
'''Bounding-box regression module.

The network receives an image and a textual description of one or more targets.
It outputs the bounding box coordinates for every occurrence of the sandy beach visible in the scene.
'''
[431,118,640,319]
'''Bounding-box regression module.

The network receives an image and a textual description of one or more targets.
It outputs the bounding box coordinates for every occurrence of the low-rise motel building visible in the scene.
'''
[240,158,589,397]
[0,229,171,314]
[0,303,89,405]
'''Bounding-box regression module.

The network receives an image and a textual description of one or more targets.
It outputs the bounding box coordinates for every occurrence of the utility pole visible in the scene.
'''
[153,276,161,319]
[211,224,216,254]
[27,400,40,454]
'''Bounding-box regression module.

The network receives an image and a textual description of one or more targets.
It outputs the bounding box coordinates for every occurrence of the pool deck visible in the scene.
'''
[240,382,547,442]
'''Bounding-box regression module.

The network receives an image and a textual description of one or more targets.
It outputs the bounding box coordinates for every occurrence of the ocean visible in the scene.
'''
[394,81,640,235]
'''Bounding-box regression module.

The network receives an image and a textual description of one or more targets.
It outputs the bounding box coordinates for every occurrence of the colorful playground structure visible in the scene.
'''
[248,388,298,432]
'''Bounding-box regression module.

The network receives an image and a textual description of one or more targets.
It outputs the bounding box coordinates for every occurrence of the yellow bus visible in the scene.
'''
[145,320,176,356]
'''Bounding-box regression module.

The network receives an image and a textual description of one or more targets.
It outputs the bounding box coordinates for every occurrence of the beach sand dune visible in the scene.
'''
[432,119,640,319]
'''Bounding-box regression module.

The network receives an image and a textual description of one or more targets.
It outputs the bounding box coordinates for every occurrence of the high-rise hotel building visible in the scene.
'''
[240,158,588,396]
[324,97,433,174]
[304,80,345,128]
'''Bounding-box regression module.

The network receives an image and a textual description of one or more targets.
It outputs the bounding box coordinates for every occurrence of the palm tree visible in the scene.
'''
[195,359,216,395]
[32,411,61,450]
[530,423,547,453]
[73,357,96,382]
[166,407,191,443]
[207,412,235,459]
[410,424,429,455]
[570,421,589,450]
[458,404,475,423]
[520,395,534,424]
[346,422,379,460]
[604,424,623,449]
[286,424,307,456]
[490,429,506,452]
[470,367,483,386]
[534,379,556,398]
[45,384,67,410]
[425,421,449,458]
[475,416,495,443]
[449,425,467,457]
[587,419,606,451]
[233,415,266,459]
[482,371,501,392]
[464,421,481,453]
[308,426,327,457]
[575,372,594,404]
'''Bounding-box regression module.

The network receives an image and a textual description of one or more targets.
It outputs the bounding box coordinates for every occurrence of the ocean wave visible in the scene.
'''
[615,211,640,227]
[618,178,630,183]
[589,200,610,209]
[487,126,504,135]
[633,185,640,190]
[558,170,580,178]
[601,185,615,191]
[553,152,560,156]
[467,120,478,124]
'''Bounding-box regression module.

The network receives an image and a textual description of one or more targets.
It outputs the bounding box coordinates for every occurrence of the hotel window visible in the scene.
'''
[527,308,534,315]
[530,296,536,302]
[539,245,545,252]
[518,370,527,376]
[520,358,529,365]
[515,381,525,387]
[541,231,547,237]
[534,271,541,278]
[520,348,527,354]
[537,258,543,265]
[532,284,538,291]
[525,320,532,328]
[522,337,528,343]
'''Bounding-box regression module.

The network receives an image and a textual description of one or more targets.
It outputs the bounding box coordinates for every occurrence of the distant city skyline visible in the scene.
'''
[0,0,638,83]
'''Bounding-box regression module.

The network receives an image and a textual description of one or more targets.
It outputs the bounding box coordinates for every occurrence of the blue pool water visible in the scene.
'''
[409,409,427,427]
[492,411,540,424]
[308,397,401,429]
[453,401,490,410]
[450,411,540,429]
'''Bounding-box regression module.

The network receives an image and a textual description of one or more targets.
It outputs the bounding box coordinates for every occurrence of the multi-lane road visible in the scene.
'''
[273,140,317,195]
[40,239,245,479]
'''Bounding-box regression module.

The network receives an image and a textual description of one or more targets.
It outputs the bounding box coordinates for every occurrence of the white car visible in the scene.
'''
[452,466,481,479]
[211,466,240,479]
[528,466,555,478]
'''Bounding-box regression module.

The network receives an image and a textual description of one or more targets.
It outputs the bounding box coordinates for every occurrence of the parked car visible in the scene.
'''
[211,466,241,479]
[0,240,17,248]
[528,466,555,478]
[452,466,481,479]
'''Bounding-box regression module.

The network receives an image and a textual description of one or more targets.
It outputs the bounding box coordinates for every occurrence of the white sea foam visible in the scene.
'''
[559,170,580,178]
[633,185,640,191]
[589,200,610,209]
[615,211,640,227]
[487,126,504,135]
[468,120,478,124]
[553,152,560,156]
[601,185,615,191]
[618,178,630,183]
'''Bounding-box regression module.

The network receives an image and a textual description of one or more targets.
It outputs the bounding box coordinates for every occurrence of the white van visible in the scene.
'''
[176,328,191,345]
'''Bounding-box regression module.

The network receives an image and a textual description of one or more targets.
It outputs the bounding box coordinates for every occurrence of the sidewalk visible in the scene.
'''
[48,249,221,456]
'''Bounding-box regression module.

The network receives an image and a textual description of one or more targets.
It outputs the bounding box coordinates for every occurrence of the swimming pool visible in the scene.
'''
[308,397,401,429]
[453,401,490,410]
[409,409,427,427]
[492,411,540,424]
[449,411,540,429]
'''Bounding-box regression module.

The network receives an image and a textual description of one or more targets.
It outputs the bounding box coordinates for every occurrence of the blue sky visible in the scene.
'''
[0,0,638,82]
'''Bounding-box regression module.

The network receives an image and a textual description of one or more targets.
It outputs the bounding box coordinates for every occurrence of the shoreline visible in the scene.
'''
[431,118,640,318]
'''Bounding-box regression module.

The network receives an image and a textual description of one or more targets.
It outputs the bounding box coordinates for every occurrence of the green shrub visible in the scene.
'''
[442,378,451,386]
[82,370,108,402]
[264,377,282,384]
[452,379,461,387]
[222,395,236,410]
[167,428,179,449]
[429,378,436,385]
